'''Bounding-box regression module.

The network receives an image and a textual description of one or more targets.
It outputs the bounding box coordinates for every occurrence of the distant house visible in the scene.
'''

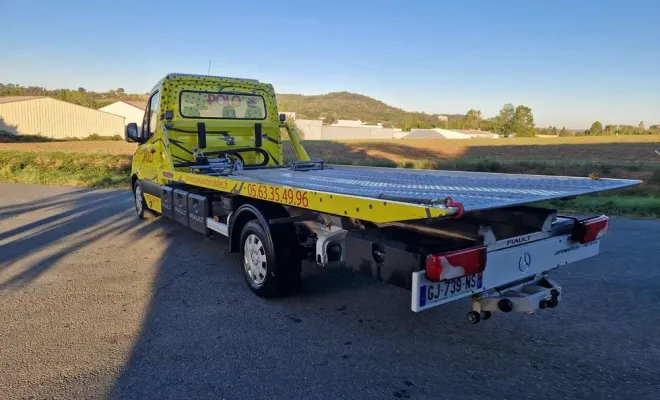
[437,115,449,122]
[294,119,393,140]
[99,100,147,126]
[0,96,124,139]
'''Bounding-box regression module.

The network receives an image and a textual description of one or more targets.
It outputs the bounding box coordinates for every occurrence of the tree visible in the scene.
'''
[604,124,617,135]
[77,87,87,93]
[498,103,515,135]
[638,121,645,134]
[509,105,536,137]
[478,119,499,133]
[618,125,635,135]
[321,114,337,125]
[589,121,603,135]
[409,121,432,130]
[558,126,571,137]
[464,109,482,130]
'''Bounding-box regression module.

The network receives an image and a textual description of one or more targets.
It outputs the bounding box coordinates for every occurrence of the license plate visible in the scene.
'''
[418,273,483,309]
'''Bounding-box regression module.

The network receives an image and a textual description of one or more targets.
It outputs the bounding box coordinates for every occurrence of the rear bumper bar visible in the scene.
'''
[411,233,602,312]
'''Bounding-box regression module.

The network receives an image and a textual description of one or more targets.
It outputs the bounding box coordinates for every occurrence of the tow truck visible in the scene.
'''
[125,73,640,323]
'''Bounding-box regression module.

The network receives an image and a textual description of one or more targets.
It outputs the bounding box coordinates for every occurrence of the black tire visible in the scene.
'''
[133,181,158,220]
[240,220,301,297]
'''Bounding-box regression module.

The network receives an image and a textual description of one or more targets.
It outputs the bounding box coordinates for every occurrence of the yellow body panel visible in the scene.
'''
[167,171,451,223]
[285,123,310,161]
[143,193,162,213]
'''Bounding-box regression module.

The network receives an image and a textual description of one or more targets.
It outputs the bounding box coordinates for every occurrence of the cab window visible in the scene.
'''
[179,91,266,120]
[142,91,160,140]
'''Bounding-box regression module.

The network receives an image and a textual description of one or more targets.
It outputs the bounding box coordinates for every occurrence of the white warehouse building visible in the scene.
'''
[99,100,146,126]
[0,96,125,139]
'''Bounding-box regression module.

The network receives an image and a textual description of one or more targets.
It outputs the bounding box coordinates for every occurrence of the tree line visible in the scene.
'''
[406,104,659,137]
[0,83,147,110]
[403,103,536,137]
[1,83,657,137]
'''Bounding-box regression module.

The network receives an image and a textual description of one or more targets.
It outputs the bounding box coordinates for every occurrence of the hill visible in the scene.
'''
[277,91,461,128]
[1,84,456,129]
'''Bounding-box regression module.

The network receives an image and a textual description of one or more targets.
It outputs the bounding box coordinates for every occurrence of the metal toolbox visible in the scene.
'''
[160,186,174,219]
[187,193,209,234]
[173,189,189,226]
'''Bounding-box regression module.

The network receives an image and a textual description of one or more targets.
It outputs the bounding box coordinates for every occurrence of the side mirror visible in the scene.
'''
[125,123,140,143]
[279,113,286,122]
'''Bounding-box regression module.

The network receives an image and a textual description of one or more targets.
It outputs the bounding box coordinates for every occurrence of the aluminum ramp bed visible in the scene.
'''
[234,165,641,213]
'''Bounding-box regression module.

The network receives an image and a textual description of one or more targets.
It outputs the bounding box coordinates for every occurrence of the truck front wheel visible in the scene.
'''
[133,181,158,220]
[240,220,301,297]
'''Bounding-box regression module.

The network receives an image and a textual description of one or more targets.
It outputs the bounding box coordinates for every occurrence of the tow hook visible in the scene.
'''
[539,289,560,309]
[468,276,562,323]
[466,310,492,324]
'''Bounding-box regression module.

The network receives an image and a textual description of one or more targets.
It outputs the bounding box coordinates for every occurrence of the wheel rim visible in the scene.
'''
[135,186,143,214]
[243,234,267,286]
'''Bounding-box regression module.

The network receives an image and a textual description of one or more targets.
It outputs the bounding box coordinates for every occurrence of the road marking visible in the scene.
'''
[655,150,660,157]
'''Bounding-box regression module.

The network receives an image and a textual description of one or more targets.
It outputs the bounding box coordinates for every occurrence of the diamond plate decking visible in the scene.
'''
[236,165,641,213]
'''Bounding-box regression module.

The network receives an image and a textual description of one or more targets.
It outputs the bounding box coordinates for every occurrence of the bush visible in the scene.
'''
[82,133,123,141]
[84,133,105,141]
[0,132,58,143]
[0,132,124,142]
[61,134,124,141]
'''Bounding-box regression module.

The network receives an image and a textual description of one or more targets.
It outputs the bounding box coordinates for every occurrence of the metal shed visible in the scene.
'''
[0,96,125,139]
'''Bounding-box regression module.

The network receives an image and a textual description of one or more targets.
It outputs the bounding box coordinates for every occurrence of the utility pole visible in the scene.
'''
[207,60,212,75]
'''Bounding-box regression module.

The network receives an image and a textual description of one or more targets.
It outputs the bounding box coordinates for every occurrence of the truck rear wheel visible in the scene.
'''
[133,181,158,220]
[240,220,301,297]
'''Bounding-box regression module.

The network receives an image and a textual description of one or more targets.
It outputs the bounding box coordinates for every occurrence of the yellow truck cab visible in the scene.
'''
[126,73,639,323]
[129,73,286,187]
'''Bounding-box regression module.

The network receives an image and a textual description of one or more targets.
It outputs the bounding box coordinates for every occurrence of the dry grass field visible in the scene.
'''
[1,135,659,215]
[293,136,660,166]
[0,141,138,155]
[1,135,659,164]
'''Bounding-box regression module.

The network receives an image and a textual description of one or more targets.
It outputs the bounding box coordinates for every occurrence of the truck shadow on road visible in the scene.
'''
[3,184,657,399]
[0,188,161,290]
[110,215,660,400]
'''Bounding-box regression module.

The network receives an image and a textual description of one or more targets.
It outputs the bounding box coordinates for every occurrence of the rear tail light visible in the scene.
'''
[425,246,487,282]
[572,215,609,244]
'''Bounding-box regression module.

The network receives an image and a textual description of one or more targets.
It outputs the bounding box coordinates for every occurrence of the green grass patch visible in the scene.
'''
[0,150,131,188]
[0,132,123,143]
[1,148,658,217]
[0,132,59,143]
[540,195,660,218]
[62,133,124,142]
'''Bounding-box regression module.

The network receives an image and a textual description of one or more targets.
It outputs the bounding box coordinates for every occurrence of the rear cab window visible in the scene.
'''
[179,91,266,120]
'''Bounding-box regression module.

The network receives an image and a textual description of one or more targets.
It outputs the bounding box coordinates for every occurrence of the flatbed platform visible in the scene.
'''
[234,165,641,213]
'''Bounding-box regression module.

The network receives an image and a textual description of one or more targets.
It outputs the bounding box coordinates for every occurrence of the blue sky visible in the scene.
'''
[1,0,658,128]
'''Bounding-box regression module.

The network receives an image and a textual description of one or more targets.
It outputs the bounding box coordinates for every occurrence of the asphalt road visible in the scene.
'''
[1,183,659,400]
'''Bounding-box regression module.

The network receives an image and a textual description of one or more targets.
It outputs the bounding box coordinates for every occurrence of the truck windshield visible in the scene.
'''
[179,91,266,120]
